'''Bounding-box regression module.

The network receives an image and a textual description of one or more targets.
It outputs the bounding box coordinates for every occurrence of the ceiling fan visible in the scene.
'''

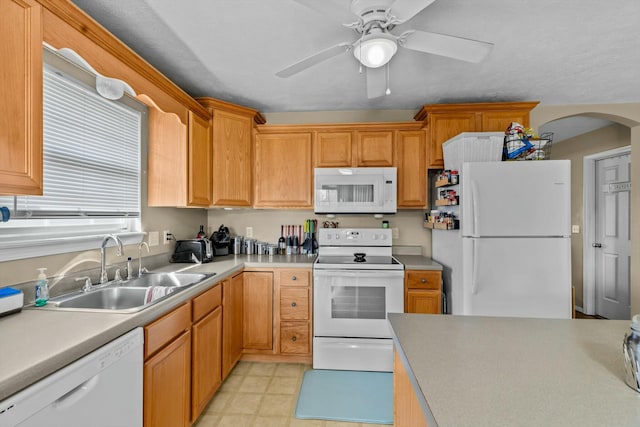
[276,0,494,99]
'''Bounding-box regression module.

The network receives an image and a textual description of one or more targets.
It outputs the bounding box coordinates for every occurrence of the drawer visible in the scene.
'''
[405,270,441,290]
[192,283,222,322]
[145,302,191,358]
[280,288,309,320]
[279,269,310,287]
[280,322,310,354]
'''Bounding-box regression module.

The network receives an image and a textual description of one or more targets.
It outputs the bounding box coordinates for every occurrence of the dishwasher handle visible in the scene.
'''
[53,376,99,410]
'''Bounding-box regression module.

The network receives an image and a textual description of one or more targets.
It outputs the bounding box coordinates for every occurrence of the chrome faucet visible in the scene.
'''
[138,241,150,277]
[100,234,124,284]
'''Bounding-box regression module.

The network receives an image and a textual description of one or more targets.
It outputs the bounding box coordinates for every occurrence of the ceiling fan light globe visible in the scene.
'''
[354,37,397,68]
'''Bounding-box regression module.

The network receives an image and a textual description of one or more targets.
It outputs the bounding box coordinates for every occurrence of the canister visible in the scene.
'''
[256,241,267,254]
[232,236,243,254]
[244,238,256,255]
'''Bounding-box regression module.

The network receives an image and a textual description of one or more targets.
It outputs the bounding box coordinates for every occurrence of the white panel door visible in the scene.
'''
[595,154,631,319]
[459,237,572,318]
[461,161,571,237]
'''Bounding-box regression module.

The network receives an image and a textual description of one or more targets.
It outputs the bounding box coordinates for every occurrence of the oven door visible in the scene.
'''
[313,269,404,338]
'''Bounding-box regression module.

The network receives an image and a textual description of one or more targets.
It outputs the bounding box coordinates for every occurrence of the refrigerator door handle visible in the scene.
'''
[470,179,480,237]
[471,239,479,295]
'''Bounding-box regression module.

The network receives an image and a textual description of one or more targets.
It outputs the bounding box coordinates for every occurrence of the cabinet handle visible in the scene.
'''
[291,336,297,342]
[291,302,297,308]
[421,278,427,284]
[291,275,297,281]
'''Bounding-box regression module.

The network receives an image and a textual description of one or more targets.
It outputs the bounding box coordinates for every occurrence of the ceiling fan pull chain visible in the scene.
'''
[385,63,391,95]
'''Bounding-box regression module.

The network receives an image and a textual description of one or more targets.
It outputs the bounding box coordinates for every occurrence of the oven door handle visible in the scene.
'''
[313,270,404,279]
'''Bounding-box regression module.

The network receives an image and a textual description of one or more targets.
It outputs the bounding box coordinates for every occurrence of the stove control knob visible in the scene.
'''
[335,234,340,240]
[372,234,378,240]
[381,234,388,240]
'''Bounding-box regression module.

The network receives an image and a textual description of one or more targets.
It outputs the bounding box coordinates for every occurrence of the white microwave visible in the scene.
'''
[314,167,397,215]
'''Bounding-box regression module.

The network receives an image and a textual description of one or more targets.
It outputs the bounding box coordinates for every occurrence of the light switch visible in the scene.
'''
[246,226,253,238]
[392,228,399,239]
[572,225,580,234]
[148,231,159,247]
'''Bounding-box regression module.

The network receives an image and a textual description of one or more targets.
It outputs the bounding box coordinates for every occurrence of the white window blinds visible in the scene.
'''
[0,65,141,217]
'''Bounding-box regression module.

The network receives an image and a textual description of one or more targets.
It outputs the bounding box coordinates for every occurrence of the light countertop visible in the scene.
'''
[389,314,640,427]
[0,254,314,401]
[394,255,442,271]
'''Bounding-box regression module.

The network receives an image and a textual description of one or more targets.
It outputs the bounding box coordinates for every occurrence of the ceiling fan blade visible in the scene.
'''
[390,0,436,23]
[276,42,352,78]
[401,30,494,63]
[294,0,357,24]
[366,66,387,99]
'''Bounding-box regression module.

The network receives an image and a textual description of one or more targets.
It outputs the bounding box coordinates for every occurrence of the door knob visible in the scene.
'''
[593,243,602,248]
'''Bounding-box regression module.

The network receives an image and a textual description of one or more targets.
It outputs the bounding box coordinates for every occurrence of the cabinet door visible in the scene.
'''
[405,270,441,290]
[481,110,531,131]
[222,274,243,379]
[314,131,353,167]
[191,306,222,422]
[243,271,274,350]
[212,110,252,206]
[0,0,42,195]
[144,330,191,427]
[280,288,310,320]
[395,130,426,208]
[254,133,312,208]
[138,95,188,207]
[407,290,441,314]
[355,131,394,166]
[428,113,477,168]
[188,111,212,206]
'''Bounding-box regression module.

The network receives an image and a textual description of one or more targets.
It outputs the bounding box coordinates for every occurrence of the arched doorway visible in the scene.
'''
[531,104,640,318]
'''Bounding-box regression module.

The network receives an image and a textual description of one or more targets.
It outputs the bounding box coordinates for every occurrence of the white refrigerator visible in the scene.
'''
[432,160,572,319]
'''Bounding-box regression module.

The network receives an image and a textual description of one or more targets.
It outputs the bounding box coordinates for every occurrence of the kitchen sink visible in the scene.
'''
[37,271,215,313]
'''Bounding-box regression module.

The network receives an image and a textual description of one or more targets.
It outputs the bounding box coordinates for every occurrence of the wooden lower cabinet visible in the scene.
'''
[243,271,274,350]
[222,273,244,379]
[191,305,222,422]
[405,270,442,314]
[394,350,428,427]
[144,330,191,427]
[277,269,312,357]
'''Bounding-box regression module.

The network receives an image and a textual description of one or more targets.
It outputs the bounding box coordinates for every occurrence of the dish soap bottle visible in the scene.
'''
[35,268,49,307]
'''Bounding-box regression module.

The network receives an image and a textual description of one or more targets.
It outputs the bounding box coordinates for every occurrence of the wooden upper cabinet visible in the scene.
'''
[314,131,353,167]
[395,130,427,208]
[415,102,539,169]
[354,131,394,166]
[211,110,252,206]
[138,95,188,207]
[254,132,313,208]
[0,0,42,195]
[198,97,264,207]
[188,111,213,206]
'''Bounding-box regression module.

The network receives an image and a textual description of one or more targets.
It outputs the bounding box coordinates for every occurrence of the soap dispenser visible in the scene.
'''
[35,268,49,307]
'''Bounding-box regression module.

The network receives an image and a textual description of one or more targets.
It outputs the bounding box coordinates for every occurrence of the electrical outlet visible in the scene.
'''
[392,227,399,239]
[246,226,253,238]
[572,225,580,234]
[163,230,172,244]
[148,231,159,247]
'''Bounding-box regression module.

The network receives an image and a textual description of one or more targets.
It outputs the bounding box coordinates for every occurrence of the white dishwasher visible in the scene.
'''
[0,327,143,427]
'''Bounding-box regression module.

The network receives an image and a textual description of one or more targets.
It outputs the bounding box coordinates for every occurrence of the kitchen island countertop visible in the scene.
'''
[0,254,314,401]
[389,313,640,427]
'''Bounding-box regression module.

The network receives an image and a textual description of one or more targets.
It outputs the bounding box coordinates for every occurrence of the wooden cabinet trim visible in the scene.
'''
[197,96,265,124]
[38,0,211,121]
[414,101,540,122]
[144,302,191,359]
[256,121,422,134]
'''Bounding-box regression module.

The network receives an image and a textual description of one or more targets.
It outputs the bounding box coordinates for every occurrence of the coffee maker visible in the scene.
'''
[210,224,231,256]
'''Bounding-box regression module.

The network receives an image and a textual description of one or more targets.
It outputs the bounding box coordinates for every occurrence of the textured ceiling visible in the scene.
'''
[70,0,640,115]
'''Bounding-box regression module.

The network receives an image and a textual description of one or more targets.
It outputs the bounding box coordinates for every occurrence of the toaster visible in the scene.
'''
[171,239,213,263]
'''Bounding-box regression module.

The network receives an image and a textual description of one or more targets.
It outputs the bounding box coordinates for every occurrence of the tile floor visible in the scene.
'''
[192,361,392,427]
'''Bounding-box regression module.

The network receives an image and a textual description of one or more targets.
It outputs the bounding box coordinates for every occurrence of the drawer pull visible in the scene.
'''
[291,275,297,281]
[291,302,297,308]
[421,278,427,283]
[291,336,297,342]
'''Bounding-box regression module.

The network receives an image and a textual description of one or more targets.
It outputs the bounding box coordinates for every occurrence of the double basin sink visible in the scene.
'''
[39,272,215,313]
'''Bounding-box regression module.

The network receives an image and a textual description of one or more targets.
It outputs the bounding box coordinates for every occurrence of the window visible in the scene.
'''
[0,48,146,261]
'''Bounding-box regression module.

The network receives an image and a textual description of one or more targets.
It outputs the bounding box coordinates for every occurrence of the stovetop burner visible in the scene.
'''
[353,253,366,263]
